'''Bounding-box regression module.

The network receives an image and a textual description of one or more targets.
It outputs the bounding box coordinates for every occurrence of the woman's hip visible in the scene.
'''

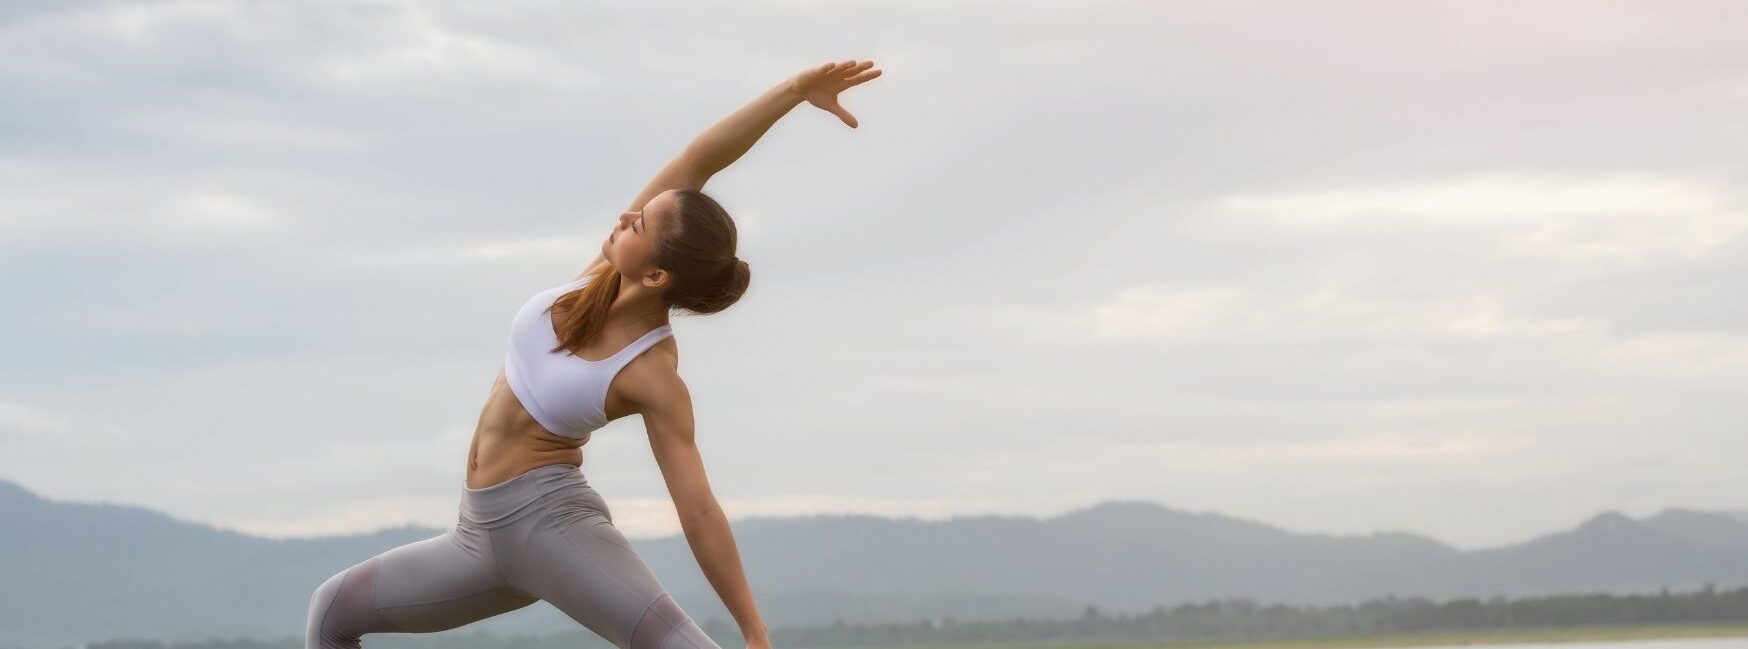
[458,462,609,529]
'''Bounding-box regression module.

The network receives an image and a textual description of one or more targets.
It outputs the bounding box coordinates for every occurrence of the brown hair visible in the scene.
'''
[548,189,750,354]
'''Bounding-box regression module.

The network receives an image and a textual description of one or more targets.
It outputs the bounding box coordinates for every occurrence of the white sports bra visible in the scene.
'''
[503,274,674,439]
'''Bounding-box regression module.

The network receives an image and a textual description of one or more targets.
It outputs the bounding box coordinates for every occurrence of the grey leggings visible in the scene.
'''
[306,463,722,649]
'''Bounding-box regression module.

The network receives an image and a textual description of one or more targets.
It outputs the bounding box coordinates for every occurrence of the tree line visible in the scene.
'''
[62,582,1748,649]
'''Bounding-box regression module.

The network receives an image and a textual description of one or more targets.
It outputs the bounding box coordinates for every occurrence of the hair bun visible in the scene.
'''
[662,189,749,315]
[716,256,750,307]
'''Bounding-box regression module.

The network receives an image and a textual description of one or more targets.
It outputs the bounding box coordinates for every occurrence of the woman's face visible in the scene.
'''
[602,190,673,283]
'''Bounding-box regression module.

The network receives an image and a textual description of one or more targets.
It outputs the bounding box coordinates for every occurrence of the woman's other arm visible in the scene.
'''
[627,360,771,647]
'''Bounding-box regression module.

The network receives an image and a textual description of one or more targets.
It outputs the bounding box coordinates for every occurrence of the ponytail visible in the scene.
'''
[547,261,621,355]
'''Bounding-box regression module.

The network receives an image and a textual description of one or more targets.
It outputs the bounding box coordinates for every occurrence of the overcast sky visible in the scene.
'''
[2,0,1744,551]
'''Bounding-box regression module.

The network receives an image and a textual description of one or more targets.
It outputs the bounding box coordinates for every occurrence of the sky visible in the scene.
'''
[1,0,1745,551]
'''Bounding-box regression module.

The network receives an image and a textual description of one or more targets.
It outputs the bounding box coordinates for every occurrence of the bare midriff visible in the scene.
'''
[469,283,674,490]
[466,367,594,490]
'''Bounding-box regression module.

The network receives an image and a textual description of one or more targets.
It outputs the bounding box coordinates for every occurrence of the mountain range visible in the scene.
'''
[2,478,1745,649]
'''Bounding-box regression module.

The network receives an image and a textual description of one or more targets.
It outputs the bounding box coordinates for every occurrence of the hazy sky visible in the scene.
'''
[2,0,1744,551]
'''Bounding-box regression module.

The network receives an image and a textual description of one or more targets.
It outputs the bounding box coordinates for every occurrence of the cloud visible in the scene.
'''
[988,281,1609,347]
[0,401,76,439]
[1213,171,1747,264]
[0,0,1744,552]
[323,235,594,269]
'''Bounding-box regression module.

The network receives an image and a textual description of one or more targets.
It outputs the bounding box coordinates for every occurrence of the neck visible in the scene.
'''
[610,277,670,331]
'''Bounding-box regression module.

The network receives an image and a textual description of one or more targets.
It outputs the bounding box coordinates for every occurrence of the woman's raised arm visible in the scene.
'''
[621,59,883,214]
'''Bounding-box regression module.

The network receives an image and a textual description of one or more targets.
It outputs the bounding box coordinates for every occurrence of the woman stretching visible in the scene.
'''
[306,58,883,649]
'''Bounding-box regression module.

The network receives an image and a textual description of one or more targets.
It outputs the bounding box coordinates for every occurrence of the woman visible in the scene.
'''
[306,58,882,649]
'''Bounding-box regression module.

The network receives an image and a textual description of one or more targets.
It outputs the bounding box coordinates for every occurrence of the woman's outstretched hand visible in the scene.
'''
[787,59,882,128]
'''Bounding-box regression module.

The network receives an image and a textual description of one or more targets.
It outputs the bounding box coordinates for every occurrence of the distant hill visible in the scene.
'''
[1,479,1745,649]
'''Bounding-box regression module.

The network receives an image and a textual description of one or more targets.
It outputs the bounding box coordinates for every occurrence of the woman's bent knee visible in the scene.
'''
[306,571,346,648]
[305,559,401,649]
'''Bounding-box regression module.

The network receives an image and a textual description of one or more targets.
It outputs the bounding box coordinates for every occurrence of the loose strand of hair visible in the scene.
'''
[548,262,620,355]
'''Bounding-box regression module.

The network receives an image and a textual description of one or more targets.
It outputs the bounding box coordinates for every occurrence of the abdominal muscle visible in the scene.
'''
[466,367,595,490]
[468,306,675,490]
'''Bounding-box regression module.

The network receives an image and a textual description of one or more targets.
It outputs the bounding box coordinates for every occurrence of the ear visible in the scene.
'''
[643,268,670,290]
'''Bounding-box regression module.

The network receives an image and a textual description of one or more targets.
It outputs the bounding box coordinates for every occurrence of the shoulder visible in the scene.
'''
[619,334,686,413]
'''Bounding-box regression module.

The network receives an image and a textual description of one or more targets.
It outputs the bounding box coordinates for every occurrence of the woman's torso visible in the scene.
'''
[466,271,677,490]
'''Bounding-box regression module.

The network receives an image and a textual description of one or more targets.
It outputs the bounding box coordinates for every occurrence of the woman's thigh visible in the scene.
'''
[501,502,722,649]
[307,525,536,648]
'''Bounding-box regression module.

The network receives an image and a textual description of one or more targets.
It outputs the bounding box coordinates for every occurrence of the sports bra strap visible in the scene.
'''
[595,325,673,367]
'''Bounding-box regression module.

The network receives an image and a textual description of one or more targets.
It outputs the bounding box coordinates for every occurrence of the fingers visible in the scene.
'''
[826,59,876,78]
[830,103,859,129]
[846,68,882,86]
